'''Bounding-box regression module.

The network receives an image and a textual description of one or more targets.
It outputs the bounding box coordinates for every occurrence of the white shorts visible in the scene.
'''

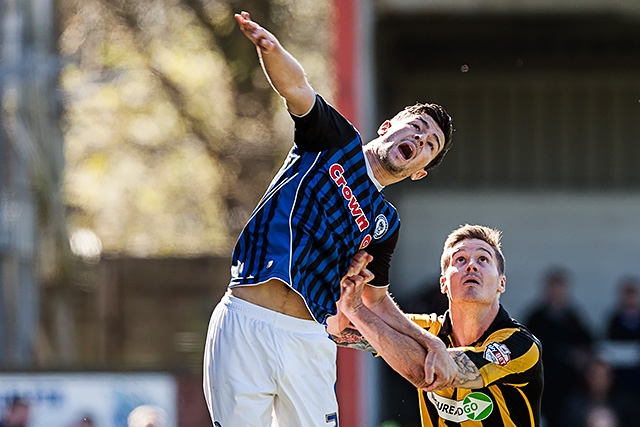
[203,293,339,427]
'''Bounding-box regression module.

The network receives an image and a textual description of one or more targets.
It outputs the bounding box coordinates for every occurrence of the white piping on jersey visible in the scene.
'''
[250,171,300,220]
[289,93,317,118]
[363,153,384,192]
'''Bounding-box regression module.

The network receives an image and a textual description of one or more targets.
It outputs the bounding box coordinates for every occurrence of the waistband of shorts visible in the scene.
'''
[221,293,327,334]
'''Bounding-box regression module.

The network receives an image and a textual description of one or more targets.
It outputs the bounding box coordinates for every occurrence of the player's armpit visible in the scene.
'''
[330,327,378,353]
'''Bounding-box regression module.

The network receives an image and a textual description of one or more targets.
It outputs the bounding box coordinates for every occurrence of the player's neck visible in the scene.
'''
[449,302,499,347]
[363,146,396,187]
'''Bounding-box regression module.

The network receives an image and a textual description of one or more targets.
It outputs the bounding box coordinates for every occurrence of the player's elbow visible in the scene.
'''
[282,84,314,115]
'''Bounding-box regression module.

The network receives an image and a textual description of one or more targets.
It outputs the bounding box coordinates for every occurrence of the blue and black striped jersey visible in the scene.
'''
[409,306,543,427]
[229,94,400,323]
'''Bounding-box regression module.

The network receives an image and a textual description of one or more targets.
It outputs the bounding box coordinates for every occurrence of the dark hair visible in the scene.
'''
[391,102,454,172]
[440,224,505,275]
[618,275,640,292]
[544,267,569,286]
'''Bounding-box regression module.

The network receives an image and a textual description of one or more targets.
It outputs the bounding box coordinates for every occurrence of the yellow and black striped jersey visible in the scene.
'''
[408,305,543,427]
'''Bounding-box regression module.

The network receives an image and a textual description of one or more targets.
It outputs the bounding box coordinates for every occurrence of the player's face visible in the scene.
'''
[375,114,445,181]
[441,239,505,305]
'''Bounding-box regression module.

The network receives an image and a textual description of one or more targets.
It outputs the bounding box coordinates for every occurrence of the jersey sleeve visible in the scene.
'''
[291,93,358,152]
[462,328,542,387]
[363,228,399,288]
[406,313,441,332]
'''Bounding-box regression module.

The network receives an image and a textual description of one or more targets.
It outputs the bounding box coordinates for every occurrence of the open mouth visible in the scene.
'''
[398,142,416,161]
[463,278,480,285]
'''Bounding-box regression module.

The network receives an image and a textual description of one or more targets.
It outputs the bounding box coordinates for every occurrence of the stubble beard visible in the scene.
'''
[378,145,406,177]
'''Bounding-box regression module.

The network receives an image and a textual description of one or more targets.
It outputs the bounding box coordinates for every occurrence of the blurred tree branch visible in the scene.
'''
[59,0,333,256]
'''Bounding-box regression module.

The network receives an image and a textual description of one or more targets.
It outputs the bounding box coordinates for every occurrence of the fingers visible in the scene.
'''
[421,347,458,392]
[234,11,251,27]
[339,251,375,316]
[341,270,373,290]
[424,352,435,385]
[360,267,375,283]
[326,313,348,335]
[235,11,276,51]
[346,251,374,277]
[423,374,454,392]
[339,270,370,313]
[234,11,253,26]
[423,377,456,392]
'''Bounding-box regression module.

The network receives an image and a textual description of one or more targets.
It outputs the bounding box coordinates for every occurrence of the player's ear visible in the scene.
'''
[440,275,448,294]
[498,275,506,293]
[410,169,428,181]
[377,120,392,136]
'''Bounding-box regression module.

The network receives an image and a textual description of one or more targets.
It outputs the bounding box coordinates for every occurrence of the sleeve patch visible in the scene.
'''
[373,214,389,239]
[483,342,512,366]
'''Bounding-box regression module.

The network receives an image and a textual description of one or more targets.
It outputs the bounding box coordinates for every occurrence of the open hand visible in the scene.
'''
[234,11,277,51]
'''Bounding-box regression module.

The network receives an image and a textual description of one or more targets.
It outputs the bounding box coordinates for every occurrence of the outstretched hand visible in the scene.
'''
[234,11,277,52]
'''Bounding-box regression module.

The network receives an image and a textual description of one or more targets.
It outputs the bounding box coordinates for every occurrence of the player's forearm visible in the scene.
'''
[369,294,444,351]
[346,304,431,388]
[448,349,485,389]
[235,12,314,115]
[257,43,314,115]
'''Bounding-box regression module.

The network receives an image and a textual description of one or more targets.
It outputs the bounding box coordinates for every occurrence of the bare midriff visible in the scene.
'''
[229,279,314,320]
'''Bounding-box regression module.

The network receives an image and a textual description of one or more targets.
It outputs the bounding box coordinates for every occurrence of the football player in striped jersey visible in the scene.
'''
[203,10,454,427]
[338,224,543,427]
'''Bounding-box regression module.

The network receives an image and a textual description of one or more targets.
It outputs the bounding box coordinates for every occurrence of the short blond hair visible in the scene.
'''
[440,224,505,275]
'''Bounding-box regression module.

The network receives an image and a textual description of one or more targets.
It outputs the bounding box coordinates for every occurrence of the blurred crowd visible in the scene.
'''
[524,268,640,427]
[0,400,168,427]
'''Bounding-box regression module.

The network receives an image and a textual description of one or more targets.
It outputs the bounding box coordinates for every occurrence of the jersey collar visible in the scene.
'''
[363,153,384,191]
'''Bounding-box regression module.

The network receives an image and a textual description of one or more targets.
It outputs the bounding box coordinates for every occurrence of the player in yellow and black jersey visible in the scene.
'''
[410,306,542,426]
[337,224,543,427]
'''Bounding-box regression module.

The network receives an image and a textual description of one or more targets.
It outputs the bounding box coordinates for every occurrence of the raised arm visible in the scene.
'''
[234,11,315,115]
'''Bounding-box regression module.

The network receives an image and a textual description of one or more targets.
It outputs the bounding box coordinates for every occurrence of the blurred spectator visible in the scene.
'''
[607,276,640,341]
[585,405,619,427]
[0,396,30,427]
[524,267,594,427]
[562,358,632,427]
[128,405,168,427]
[604,275,640,404]
[398,276,449,316]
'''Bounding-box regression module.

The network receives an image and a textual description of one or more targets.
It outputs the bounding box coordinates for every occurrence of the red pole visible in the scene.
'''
[333,0,359,125]
[336,348,362,427]
[332,1,363,426]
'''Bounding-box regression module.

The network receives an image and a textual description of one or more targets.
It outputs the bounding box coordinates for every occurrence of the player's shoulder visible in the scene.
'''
[406,312,440,331]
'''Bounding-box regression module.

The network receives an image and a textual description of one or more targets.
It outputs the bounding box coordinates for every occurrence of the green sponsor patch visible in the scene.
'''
[463,392,493,421]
